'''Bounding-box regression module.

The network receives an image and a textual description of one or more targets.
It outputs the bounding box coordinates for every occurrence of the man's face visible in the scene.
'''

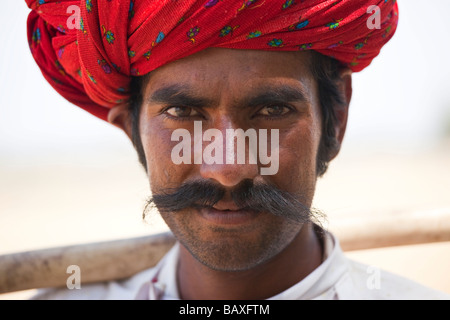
[138,48,323,271]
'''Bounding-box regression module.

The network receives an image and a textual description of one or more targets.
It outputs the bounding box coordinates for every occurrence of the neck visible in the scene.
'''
[177,223,323,300]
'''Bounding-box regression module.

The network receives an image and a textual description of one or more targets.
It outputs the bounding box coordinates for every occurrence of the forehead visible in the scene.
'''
[141,48,316,99]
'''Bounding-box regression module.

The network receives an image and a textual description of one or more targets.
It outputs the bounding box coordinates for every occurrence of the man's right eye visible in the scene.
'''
[164,106,200,118]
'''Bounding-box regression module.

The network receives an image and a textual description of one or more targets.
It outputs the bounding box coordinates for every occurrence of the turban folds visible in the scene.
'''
[26,0,398,121]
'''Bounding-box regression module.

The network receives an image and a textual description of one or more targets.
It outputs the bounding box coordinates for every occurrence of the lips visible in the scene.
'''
[198,207,259,226]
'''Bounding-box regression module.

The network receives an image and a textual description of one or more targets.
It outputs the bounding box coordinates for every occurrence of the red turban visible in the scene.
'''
[26,0,398,121]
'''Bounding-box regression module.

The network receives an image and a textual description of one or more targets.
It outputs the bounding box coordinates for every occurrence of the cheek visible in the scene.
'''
[275,118,322,201]
[139,116,190,190]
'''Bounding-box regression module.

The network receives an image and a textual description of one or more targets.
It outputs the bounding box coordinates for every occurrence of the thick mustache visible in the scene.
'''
[145,180,324,224]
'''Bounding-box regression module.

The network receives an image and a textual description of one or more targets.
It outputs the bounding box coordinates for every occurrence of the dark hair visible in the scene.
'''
[127,51,345,177]
[128,76,147,172]
[309,52,346,176]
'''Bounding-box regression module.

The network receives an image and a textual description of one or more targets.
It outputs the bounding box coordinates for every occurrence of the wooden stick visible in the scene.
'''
[0,232,176,294]
[332,207,450,251]
[1,208,449,294]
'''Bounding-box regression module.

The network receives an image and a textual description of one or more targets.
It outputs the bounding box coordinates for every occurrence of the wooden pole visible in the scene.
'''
[0,232,176,294]
[1,208,449,294]
[333,207,450,251]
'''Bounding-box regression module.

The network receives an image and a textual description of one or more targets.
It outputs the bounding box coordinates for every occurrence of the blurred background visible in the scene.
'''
[1,1,449,299]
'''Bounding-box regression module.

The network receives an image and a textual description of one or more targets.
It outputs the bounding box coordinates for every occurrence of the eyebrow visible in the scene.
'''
[242,84,309,109]
[147,83,310,109]
[147,84,214,108]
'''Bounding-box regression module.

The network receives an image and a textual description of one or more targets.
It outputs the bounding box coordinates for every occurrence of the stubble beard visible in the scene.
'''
[163,209,304,272]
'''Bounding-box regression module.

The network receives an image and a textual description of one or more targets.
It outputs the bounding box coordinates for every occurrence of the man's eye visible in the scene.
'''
[257,105,291,117]
[165,106,200,117]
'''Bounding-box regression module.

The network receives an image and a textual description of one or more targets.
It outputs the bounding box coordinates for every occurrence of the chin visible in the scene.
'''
[180,226,298,272]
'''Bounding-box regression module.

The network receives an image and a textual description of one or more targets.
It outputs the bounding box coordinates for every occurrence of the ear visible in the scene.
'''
[107,103,133,140]
[328,68,352,161]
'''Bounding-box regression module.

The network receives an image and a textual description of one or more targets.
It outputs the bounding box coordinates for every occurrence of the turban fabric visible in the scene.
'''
[26,0,398,121]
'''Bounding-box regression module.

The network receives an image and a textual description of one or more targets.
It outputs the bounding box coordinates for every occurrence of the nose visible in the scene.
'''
[199,120,260,188]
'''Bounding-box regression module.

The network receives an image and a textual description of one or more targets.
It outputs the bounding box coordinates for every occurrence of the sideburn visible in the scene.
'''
[128,76,147,172]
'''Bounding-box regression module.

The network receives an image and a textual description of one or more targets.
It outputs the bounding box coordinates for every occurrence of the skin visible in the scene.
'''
[109,48,352,300]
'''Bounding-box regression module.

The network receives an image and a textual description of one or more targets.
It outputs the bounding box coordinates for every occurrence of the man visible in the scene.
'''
[24,0,448,300]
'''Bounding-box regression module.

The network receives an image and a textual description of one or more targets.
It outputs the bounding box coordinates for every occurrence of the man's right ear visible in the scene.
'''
[107,103,133,140]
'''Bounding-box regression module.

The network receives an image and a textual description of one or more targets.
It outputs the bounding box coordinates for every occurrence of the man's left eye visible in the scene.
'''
[165,106,200,118]
[257,105,291,117]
